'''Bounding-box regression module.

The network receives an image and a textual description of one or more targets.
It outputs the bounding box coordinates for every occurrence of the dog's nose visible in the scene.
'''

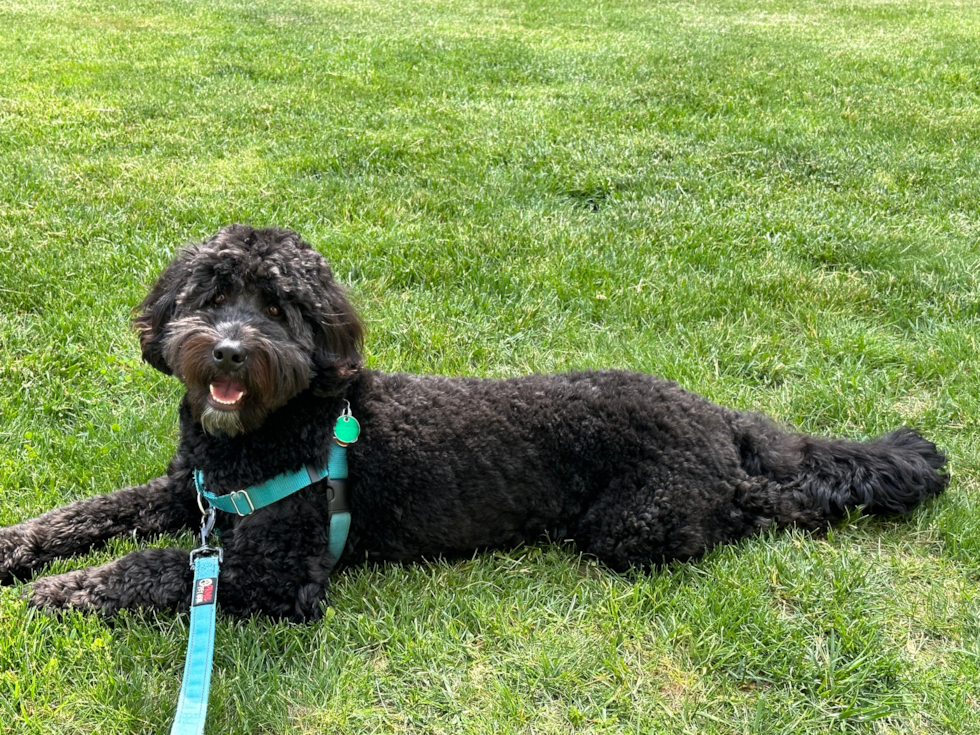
[212,339,248,371]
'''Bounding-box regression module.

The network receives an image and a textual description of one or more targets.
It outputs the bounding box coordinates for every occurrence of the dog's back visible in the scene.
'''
[342,369,947,570]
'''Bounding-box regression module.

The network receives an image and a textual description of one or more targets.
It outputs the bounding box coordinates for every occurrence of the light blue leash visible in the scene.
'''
[169,552,220,735]
[169,407,360,735]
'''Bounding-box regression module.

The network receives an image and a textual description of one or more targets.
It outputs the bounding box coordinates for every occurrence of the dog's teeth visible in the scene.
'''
[209,383,244,405]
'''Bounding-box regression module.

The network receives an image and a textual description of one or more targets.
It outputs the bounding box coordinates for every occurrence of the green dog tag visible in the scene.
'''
[334,414,360,444]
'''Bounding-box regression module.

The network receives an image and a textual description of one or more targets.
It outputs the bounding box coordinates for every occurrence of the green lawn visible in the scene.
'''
[1,0,979,732]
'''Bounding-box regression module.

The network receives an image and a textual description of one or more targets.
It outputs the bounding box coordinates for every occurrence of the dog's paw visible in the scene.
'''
[0,525,41,585]
[28,569,118,616]
[293,582,327,623]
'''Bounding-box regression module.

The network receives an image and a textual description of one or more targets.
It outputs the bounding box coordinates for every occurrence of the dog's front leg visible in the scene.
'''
[29,547,194,615]
[29,545,328,621]
[27,491,334,620]
[0,473,198,584]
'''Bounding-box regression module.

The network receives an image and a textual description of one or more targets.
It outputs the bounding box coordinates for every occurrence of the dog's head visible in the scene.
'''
[133,225,363,436]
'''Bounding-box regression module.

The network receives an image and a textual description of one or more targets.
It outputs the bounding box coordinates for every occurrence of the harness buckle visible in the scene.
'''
[228,490,255,516]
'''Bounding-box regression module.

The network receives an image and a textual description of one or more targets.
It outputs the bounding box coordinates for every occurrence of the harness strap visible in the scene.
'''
[195,463,330,517]
[194,441,351,568]
[329,512,351,566]
[170,554,220,735]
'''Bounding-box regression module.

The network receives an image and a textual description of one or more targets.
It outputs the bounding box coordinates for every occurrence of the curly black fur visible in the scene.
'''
[0,225,949,622]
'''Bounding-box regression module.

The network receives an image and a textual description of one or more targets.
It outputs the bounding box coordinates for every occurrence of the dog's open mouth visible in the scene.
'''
[208,376,247,410]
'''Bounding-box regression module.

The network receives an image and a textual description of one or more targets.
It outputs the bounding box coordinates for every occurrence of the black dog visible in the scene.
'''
[0,225,948,622]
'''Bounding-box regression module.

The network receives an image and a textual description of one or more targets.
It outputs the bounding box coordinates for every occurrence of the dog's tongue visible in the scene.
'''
[210,376,246,405]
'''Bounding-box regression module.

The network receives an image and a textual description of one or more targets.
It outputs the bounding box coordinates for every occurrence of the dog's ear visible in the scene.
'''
[306,261,364,396]
[131,251,193,375]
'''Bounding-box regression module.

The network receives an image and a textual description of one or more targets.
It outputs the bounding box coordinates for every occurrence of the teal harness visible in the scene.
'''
[169,408,360,735]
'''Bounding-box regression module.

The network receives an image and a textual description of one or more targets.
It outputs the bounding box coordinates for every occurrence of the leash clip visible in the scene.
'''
[199,506,217,545]
[189,507,223,569]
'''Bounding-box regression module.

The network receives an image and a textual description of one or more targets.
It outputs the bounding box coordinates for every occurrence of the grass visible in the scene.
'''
[1,0,979,731]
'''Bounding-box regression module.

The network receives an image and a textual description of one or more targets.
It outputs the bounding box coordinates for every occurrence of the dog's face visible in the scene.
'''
[133,225,362,436]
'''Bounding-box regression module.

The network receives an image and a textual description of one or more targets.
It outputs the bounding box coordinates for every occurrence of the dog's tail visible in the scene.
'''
[731,413,948,530]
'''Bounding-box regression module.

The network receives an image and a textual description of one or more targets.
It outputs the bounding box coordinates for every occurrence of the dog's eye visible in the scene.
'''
[267,305,282,317]
[214,293,227,305]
